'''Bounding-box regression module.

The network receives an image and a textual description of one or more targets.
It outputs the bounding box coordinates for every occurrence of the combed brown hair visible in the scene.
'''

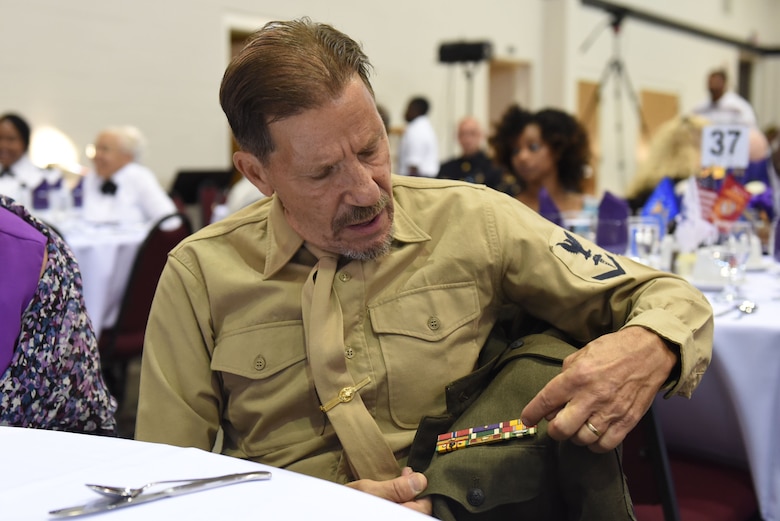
[219,18,374,164]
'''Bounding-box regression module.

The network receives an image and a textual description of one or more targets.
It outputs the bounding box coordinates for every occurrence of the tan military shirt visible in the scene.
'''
[136,176,712,483]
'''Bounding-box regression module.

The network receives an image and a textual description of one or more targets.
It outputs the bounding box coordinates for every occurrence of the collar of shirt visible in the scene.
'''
[261,178,431,279]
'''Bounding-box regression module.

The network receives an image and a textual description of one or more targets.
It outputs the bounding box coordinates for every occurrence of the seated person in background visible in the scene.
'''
[0,195,117,434]
[0,113,58,209]
[437,116,503,190]
[625,115,709,213]
[136,18,713,515]
[490,106,593,214]
[82,126,176,225]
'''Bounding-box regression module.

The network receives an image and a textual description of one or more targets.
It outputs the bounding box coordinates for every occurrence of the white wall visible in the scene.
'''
[1,0,777,196]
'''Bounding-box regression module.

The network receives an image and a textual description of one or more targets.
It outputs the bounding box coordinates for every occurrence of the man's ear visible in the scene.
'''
[233,151,274,196]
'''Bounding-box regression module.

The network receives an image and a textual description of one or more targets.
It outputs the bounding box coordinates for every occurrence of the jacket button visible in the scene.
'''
[338,272,352,282]
[344,347,355,359]
[427,317,440,330]
[466,487,485,506]
[253,355,266,371]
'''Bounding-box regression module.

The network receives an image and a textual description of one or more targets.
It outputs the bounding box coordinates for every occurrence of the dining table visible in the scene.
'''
[40,209,150,338]
[0,426,430,521]
[654,256,780,521]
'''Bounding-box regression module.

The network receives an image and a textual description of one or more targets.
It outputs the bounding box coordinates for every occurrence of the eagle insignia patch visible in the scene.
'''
[551,230,626,281]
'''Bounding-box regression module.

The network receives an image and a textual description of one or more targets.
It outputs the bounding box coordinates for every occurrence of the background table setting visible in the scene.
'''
[0,426,430,520]
[656,254,780,521]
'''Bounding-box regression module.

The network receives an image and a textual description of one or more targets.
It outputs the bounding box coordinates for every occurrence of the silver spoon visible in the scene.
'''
[86,478,204,499]
[86,471,272,499]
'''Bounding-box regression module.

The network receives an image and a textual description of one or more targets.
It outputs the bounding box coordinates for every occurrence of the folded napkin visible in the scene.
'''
[538,188,562,226]
[596,191,629,254]
[31,180,50,210]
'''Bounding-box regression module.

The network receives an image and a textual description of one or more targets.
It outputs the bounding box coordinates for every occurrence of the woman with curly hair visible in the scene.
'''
[490,105,592,213]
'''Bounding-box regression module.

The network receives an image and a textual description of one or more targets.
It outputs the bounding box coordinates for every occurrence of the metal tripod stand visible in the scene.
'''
[581,12,649,179]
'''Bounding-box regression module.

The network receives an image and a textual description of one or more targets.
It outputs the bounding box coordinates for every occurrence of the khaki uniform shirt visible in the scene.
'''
[136,176,712,483]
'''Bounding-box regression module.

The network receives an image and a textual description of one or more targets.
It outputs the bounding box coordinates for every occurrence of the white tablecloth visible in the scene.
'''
[58,220,149,338]
[0,427,429,521]
[655,261,780,521]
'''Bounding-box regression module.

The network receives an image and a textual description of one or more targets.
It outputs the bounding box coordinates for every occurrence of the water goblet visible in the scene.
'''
[627,216,661,267]
[709,220,753,302]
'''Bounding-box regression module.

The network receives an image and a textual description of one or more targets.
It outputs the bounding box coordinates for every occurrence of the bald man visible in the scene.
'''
[438,117,502,189]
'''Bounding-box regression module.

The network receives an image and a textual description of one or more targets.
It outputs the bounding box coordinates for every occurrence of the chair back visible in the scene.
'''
[622,406,681,521]
[100,212,193,361]
[198,182,226,228]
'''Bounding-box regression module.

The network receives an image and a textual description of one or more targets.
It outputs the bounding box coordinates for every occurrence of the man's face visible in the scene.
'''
[708,74,725,102]
[457,118,482,157]
[92,132,133,179]
[237,79,394,260]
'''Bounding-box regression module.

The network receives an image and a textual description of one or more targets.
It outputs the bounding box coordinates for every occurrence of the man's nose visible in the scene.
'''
[342,161,380,207]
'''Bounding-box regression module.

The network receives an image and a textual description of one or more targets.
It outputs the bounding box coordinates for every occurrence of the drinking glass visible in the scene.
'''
[709,220,753,302]
[561,211,597,243]
[627,216,661,267]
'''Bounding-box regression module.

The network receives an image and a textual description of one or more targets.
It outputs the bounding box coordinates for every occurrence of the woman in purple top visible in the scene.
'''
[0,195,117,434]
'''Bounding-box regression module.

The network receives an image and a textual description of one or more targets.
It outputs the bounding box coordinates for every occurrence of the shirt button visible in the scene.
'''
[344,347,355,359]
[338,272,352,282]
[427,316,441,330]
[253,355,266,371]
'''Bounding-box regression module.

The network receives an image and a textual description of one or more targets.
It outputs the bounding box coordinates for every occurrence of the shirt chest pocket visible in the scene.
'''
[211,321,325,457]
[369,282,481,428]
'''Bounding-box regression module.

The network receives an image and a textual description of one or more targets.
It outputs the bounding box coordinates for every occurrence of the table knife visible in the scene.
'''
[48,470,271,518]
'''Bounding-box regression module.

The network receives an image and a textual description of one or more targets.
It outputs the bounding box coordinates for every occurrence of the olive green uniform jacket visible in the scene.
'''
[136,176,712,485]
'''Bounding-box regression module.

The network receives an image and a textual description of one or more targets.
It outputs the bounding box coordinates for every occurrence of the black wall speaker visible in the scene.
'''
[438,41,493,63]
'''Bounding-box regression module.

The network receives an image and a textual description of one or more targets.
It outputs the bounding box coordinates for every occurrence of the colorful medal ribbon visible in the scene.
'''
[435,419,537,453]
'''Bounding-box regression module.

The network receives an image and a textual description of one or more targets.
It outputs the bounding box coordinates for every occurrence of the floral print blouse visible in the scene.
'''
[0,195,117,434]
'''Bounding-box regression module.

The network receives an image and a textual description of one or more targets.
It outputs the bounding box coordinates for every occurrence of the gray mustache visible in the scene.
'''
[333,193,389,230]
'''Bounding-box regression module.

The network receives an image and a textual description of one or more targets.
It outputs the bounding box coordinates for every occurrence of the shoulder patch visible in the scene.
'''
[550,229,626,282]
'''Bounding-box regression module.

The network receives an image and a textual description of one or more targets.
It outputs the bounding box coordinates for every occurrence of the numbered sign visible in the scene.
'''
[700,125,750,169]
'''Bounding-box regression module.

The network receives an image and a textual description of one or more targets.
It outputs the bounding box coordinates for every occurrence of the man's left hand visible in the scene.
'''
[521,326,677,452]
[345,466,432,515]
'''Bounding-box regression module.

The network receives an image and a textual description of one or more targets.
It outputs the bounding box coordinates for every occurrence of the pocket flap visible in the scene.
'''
[211,320,305,379]
[423,442,551,512]
[369,282,479,341]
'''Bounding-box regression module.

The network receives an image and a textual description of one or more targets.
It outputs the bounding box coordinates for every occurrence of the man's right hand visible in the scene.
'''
[345,466,432,515]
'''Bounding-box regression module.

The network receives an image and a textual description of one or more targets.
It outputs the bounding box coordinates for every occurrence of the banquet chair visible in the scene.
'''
[622,406,680,521]
[623,405,760,521]
[197,181,227,228]
[98,212,193,406]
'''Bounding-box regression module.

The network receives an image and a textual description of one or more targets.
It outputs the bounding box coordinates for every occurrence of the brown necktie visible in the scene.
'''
[301,246,399,480]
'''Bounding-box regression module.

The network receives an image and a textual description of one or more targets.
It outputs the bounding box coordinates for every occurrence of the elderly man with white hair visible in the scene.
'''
[82,126,176,225]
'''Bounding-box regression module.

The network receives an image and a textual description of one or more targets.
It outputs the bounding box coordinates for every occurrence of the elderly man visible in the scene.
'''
[82,126,176,225]
[136,18,712,516]
[438,116,502,189]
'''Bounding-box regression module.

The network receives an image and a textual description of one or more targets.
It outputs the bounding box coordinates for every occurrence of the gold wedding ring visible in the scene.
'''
[585,421,602,438]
